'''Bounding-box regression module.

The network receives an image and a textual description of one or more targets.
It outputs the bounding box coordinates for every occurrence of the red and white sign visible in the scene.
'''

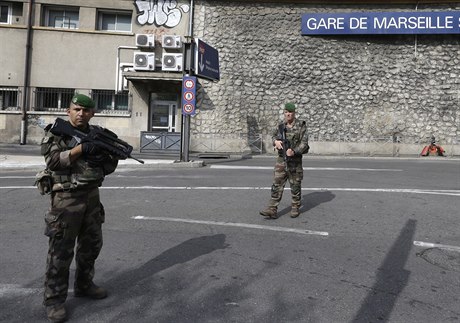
[183,91,194,102]
[182,76,197,116]
[183,104,194,113]
[184,79,195,89]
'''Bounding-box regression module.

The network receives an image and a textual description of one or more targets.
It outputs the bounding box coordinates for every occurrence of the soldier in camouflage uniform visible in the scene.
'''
[41,94,118,322]
[260,103,309,219]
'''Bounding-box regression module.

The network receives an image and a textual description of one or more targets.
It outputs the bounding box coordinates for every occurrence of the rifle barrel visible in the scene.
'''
[129,155,145,164]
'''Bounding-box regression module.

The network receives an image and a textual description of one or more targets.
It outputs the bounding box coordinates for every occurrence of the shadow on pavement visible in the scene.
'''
[353,219,416,322]
[277,190,336,218]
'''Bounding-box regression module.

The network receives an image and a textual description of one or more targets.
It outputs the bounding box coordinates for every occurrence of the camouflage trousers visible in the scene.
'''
[43,186,105,306]
[267,157,304,208]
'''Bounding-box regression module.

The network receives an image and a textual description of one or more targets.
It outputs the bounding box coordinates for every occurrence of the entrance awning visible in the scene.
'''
[124,71,183,82]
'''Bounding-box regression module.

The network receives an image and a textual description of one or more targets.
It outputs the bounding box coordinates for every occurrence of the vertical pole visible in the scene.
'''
[182,115,190,162]
[21,0,34,145]
[179,112,184,161]
[181,0,194,162]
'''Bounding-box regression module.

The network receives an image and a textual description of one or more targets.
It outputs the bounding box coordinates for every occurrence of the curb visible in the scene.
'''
[251,154,460,161]
[1,153,458,171]
[0,155,204,171]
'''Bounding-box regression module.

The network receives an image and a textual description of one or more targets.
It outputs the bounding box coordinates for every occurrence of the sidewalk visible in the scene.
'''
[0,144,204,170]
[1,143,458,171]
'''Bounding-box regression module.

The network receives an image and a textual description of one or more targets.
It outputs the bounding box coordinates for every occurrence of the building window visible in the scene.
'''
[92,90,129,112]
[0,87,18,110]
[0,2,12,24]
[43,6,79,29]
[35,88,74,111]
[97,10,131,32]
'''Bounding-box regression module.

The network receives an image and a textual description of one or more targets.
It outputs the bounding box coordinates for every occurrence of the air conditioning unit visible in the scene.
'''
[162,53,183,71]
[136,34,155,48]
[133,52,155,71]
[162,35,182,49]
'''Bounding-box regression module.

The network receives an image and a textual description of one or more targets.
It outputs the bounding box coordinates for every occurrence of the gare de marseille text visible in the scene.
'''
[305,15,457,32]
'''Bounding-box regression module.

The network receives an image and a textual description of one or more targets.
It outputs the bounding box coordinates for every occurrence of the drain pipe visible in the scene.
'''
[115,46,137,92]
[189,0,194,38]
[20,0,34,145]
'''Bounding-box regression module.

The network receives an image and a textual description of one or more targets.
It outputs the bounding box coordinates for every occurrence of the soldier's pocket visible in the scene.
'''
[275,163,286,173]
[44,210,64,238]
[289,164,304,181]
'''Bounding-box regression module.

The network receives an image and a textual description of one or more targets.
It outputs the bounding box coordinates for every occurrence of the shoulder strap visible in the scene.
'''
[278,123,285,138]
[299,121,307,138]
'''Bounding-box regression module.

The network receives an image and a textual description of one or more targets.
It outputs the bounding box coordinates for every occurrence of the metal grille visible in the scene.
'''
[140,132,181,152]
[34,87,74,111]
[0,87,19,110]
[190,133,263,154]
[92,90,129,113]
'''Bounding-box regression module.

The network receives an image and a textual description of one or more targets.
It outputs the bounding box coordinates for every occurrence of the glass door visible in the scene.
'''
[150,100,177,132]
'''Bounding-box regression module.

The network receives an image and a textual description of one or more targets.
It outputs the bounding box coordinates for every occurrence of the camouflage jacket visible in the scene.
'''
[40,123,118,191]
[271,119,309,158]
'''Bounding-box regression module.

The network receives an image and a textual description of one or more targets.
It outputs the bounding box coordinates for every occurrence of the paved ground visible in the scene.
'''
[1,148,459,322]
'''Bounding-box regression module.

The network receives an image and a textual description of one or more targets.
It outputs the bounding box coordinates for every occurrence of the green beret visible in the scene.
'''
[72,94,95,109]
[284,102,296,112]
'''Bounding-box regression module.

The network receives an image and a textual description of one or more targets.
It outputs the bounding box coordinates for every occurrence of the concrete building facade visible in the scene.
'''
[1,0,459,156]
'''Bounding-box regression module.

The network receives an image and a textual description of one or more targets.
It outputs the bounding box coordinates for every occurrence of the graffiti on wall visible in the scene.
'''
[135,0,190,27]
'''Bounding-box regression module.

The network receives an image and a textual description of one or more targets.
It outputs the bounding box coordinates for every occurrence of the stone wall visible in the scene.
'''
[191,1,460,153]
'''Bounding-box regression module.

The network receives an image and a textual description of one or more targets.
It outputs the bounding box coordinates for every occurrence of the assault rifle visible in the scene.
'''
[49,117,144,164]
[278,123,290,169]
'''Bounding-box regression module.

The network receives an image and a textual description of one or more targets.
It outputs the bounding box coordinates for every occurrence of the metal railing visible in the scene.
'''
[188,132,459,157]
[31,87,130,113]
[190,133,263,154]
[92,89,129,112]
[34,87,74,111]
[0,87,19,111]
[140,131,181,152]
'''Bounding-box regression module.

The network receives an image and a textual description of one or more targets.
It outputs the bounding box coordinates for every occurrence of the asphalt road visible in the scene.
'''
[1,156,459,322]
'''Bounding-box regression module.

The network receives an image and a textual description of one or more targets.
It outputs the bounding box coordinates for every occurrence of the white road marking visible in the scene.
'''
[0,176,33,179]
[0,166,402,180]
[132,216,329,236]
[1,186,459,196]
[210,165,403,171]
[0,284,41,297]
[108,187,460,198]
[413,241,460,252]
[111,187,460,197]
[0,284,78,297]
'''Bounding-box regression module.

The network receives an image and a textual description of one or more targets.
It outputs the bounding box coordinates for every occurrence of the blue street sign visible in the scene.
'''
[302,11,460,35]
[195,38,220,81]
[182,76,197,116]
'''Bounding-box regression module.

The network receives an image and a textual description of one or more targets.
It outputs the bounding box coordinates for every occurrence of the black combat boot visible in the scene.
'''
[46,303,66,322]
[259,207,278,219]
[74,282,107,299]
[290,206,300,218]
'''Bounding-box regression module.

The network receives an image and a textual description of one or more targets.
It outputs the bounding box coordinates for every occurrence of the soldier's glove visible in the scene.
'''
[86,153,110,168]
[34,169,53,195]
[81,142,101,156]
